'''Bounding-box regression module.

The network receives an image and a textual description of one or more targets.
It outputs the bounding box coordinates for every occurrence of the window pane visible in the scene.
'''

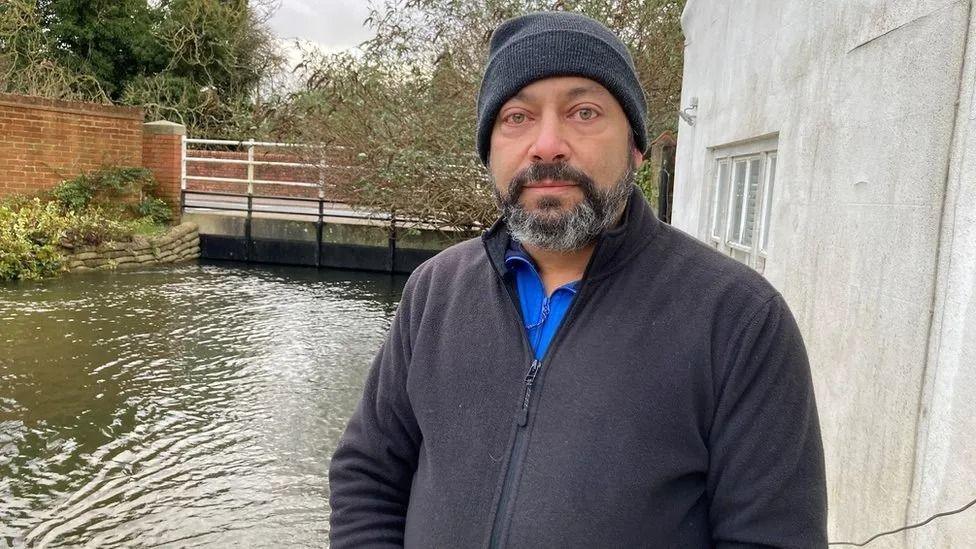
[731,247,750,265]
[739,158,762,247]
[761,155,777,252]
[711,162,730,240]
[728,160,748,242]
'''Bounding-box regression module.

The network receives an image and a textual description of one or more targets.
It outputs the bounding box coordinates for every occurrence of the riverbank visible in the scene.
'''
[61,222,200,273]
[0,166,178,281]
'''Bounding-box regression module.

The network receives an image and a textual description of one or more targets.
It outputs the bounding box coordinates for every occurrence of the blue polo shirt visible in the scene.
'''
[504,241,580,360]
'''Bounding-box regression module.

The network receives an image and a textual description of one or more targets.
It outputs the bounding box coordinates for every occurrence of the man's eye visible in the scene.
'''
[507,113,527,124]
[576,108,597,121]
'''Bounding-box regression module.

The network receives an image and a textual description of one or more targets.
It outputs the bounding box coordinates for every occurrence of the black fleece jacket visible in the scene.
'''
[329,188,828,548]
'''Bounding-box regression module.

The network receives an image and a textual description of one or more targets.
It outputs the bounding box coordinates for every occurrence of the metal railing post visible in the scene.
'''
[388,211,397,273]
[245,139,255,262]
[316,189,324,269]
[180,135,187,215]
[245,194,253,262]
[246,138,255,196]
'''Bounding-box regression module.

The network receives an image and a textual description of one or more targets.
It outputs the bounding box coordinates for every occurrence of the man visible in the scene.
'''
[330,11,827,548]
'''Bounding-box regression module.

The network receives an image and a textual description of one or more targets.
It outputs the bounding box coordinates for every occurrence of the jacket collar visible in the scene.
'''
[482,185,662,283]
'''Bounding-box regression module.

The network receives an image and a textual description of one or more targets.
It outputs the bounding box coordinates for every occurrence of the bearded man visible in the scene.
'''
[329,11,828,548]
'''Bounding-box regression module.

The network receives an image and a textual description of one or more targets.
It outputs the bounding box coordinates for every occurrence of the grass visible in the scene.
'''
[127,216,170,237]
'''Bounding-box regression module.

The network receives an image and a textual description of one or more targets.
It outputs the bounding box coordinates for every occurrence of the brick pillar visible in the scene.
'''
[142,120,186,224]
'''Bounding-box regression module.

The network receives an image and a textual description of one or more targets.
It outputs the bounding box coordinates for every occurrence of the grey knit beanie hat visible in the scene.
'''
[475,11,648,166]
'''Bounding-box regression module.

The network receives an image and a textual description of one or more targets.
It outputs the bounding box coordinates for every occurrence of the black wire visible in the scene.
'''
[828,495,976,546]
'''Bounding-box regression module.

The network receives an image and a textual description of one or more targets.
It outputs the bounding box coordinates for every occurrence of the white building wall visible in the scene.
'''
[909,5,976,547]
[673,0,975,545]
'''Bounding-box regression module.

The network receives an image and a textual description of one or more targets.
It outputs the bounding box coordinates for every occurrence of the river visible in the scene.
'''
[0,262,406,547]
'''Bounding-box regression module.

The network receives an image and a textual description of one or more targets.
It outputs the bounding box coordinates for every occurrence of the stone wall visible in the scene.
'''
[61,222,200,273]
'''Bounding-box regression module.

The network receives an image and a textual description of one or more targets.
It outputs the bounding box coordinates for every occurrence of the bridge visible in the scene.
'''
[180,138,474,273]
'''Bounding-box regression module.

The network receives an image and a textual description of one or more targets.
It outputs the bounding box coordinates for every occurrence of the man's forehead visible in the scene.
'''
[506,77,613,104]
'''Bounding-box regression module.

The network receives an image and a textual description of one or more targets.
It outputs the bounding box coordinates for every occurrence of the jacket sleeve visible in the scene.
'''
[328,279,422,548]
[707,294,828,548]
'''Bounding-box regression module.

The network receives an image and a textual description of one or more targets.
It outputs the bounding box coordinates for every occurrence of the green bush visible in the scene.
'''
[1,167,175,281]
[0,198,136,281]
[59,208,134,247]
[136,196,173,225]
[51,174,97,211]
[51,166,159,213]
[635,161,660,212]
[1,199,67,280]
[48,166,173,226]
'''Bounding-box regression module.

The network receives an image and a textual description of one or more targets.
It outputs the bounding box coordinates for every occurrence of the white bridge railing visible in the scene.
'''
[177,137,478,268]
[181,137,338,196]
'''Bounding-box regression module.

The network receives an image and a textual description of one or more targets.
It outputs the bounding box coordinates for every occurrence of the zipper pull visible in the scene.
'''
[518,360,542,426]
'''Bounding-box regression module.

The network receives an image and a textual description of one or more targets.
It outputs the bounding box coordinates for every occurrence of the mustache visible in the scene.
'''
[506,162,599,203]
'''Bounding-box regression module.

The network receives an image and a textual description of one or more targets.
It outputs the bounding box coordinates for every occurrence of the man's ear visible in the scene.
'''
[632,147,644,170]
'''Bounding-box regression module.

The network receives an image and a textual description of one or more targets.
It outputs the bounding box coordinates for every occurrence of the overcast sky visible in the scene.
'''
[269,0,376,54]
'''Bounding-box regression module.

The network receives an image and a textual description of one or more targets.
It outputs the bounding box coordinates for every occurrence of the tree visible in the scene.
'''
[0,0,109,102]
[125,0,285,136]
[359,0,685,137]
[37,0,168,99]
[0,0,285,136]
[272,0,686,230]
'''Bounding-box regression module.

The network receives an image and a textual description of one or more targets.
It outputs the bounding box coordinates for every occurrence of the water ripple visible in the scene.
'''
[0,261,404,547]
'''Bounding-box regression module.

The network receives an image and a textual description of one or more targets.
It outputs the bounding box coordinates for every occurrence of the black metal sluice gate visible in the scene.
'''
[199,234,437,274]
[182,189,460,274]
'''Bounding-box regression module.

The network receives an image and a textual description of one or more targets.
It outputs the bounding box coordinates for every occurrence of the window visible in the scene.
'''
[707,138,778,272]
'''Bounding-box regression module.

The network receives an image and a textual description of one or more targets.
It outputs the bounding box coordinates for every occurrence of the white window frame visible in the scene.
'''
[706,135,778,272]
[759,153,776,255]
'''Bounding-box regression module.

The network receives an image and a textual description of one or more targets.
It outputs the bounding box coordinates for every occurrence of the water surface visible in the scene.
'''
[0,262,405,547]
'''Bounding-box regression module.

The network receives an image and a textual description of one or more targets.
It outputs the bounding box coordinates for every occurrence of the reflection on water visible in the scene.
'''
[0,261,405,547]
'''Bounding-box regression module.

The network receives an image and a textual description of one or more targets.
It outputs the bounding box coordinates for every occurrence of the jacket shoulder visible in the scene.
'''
[653,224,780,304]
[400,235,490,299]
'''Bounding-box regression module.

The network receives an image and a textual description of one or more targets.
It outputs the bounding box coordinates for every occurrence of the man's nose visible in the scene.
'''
[528,116,570,164]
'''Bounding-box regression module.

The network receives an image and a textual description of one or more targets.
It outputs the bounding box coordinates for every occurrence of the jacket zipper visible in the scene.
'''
[487,325,540,548]
[484,239,602,549]
[518,359,542,426]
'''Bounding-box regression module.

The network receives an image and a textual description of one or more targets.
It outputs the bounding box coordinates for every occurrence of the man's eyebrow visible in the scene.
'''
[510,90,532,103]
[566,85,605,100]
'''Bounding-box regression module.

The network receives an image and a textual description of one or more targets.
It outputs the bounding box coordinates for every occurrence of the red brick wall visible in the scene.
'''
[0,93,143,197]
[142,131,184,221]
[0,92,368,222]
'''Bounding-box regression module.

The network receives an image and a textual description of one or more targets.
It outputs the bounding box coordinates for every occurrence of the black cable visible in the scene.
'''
[828,495,976,546]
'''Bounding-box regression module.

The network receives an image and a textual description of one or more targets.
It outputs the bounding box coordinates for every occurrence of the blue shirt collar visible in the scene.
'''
[504,239,581,294]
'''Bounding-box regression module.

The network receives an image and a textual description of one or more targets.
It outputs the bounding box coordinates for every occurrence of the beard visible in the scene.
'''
[492,160,635,252]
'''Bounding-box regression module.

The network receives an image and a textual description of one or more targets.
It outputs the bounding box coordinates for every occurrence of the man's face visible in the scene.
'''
[488,76,644,251]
